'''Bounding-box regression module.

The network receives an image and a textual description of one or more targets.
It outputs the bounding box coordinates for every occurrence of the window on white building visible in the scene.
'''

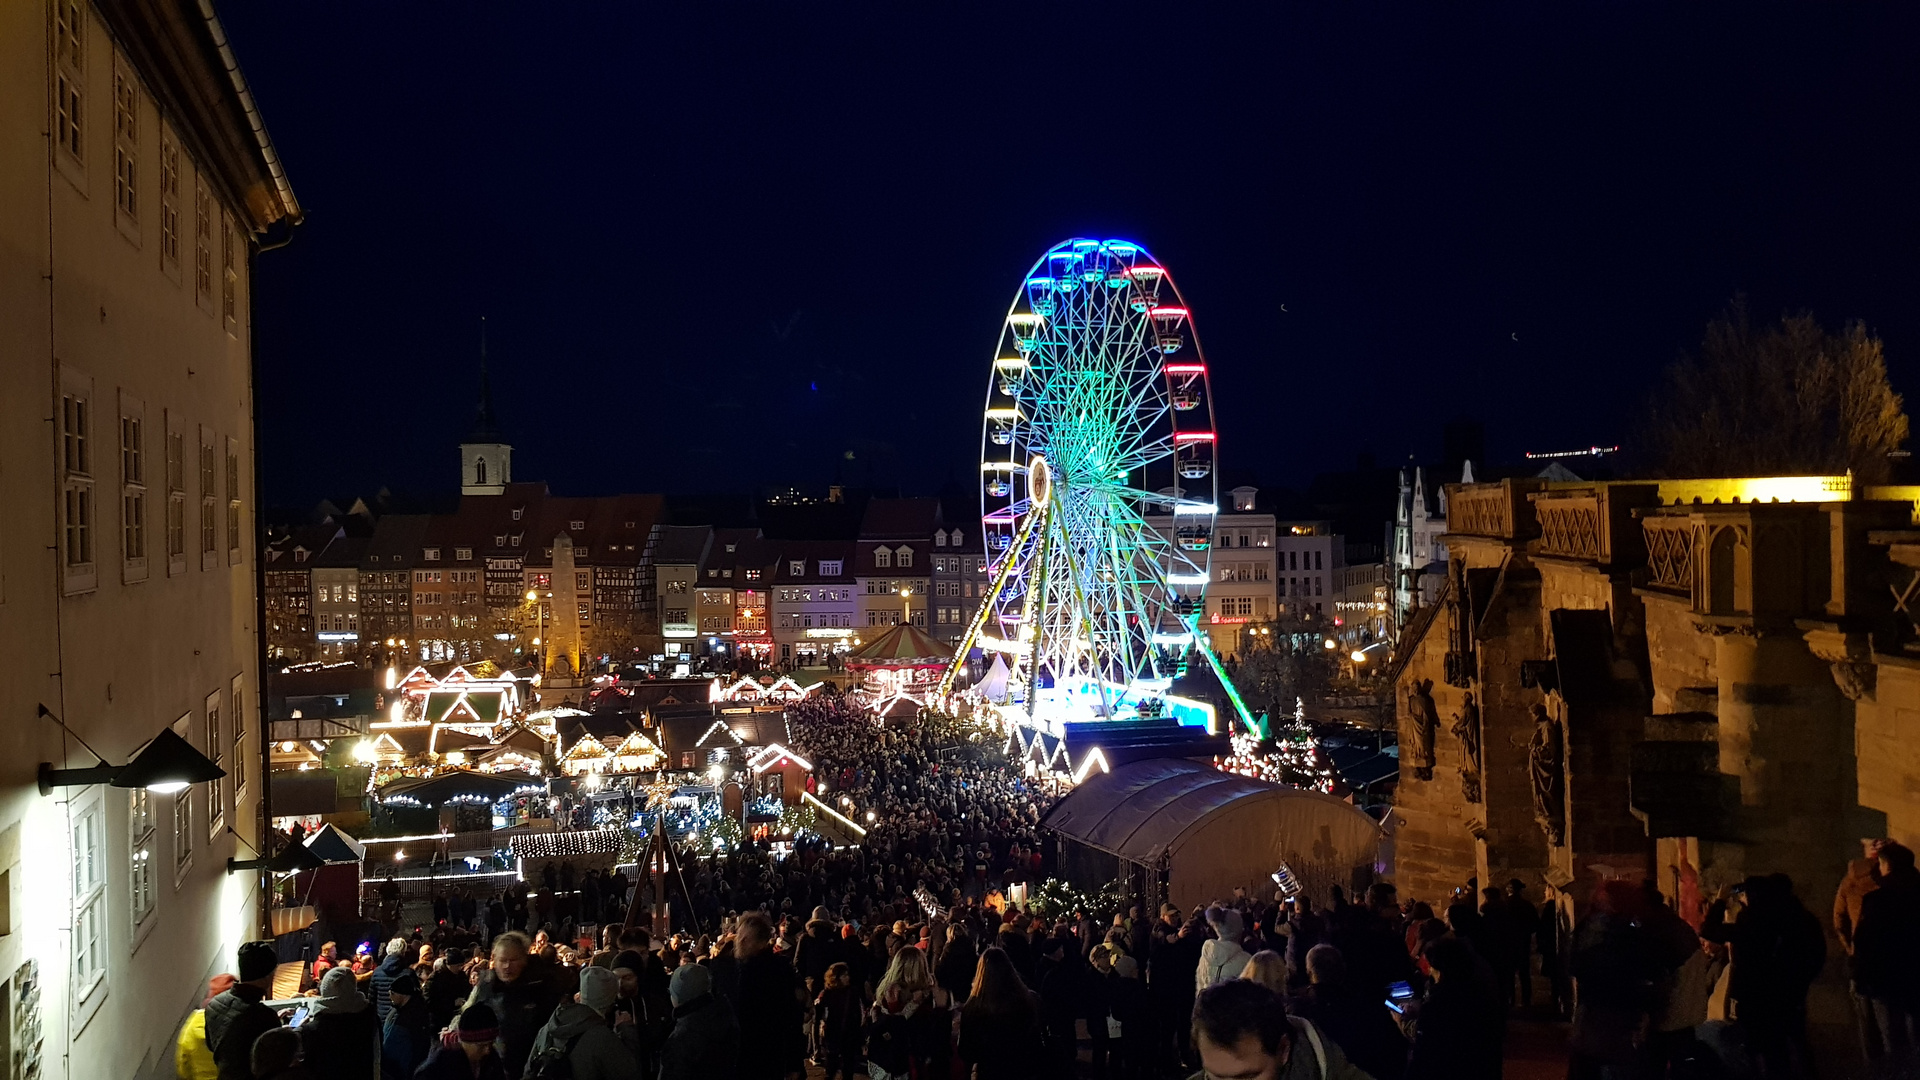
[896,547,914,568]
[820,560,842,576]
[790,560,804,576]
[873,548,891,568]
[130,789,154,927]
[73,797,106,1001]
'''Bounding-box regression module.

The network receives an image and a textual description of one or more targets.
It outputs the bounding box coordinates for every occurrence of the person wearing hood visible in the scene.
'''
[175,973,235,1080]
[416,1004,508,1080]
[658,962,740,1080]
[301,967,381,1079]
[380,971,433,1080]
[205,942,282,1080]
[1196,906,1252,993]
[526,967,641,1080]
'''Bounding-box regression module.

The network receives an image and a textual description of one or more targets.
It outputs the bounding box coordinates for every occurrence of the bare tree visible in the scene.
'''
[1647,299,1908,483]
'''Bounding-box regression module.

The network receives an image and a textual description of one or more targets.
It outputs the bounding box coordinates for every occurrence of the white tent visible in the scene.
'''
[977,654,1011,703]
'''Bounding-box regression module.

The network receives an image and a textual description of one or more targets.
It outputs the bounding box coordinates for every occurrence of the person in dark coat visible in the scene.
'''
[370,938,411,1022]
[793,914,842,996]
[1702,874,1826,1077]
[250,1027,314,1080]
[935,926,978,1002]
[1405,936,1505,1080]
[732,912,806,1080]
[300,967,381,1080]
[380,971,433,1080]
[1287,944,1406,1080]
[425,948,470,1033]
[462,931,560,1079]
[957,947,1044,1080]
[659,962,741,1080]
[1847,841,1920,1062]
[205,940,282,1080]
[813,962,864,1080]
[415,1003,509,1080]
[1503,880,1539,1008]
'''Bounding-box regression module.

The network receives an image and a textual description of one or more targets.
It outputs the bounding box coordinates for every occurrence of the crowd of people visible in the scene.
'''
[184,695,1920,1079]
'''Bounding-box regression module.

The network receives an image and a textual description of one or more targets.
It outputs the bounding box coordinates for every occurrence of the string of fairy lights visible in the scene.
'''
[1214,699,1337,794]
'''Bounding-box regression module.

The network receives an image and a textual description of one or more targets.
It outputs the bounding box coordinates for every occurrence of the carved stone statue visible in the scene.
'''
[1451,690,1483,802]
[1528,703,1566,846]
[1407,679,1439,780]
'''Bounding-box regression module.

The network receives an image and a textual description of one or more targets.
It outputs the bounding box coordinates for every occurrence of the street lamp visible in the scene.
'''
[36,711,225,796]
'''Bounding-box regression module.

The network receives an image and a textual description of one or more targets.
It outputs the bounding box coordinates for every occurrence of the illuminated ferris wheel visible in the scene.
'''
[944,238,1220,729]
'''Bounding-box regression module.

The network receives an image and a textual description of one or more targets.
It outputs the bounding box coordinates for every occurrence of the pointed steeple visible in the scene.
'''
[469,316,501,442]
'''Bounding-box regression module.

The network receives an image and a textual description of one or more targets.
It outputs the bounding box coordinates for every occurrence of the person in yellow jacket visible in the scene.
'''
[175,974,237,1080]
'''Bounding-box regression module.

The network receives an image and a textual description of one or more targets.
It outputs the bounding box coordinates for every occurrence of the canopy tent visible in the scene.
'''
[1041,757,1382,912]
[976,654,1010,703]
[303,822,367,864]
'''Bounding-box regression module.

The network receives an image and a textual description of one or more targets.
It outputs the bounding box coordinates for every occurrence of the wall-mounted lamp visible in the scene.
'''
[37,705,226,796]
[228,842,326,876]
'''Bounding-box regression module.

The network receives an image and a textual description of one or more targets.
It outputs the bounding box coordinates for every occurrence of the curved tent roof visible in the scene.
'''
[845,624,953,669]
[376,769,542,807]
[1041,756,1380,869]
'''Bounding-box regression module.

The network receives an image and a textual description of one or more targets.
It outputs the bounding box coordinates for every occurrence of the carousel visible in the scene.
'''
[844,623,954,719]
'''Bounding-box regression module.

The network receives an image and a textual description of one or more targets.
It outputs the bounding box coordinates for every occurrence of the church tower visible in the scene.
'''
[461,318,512,495]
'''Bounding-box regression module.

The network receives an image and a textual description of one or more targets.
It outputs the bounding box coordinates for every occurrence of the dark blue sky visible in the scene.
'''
[225,3,1920,509]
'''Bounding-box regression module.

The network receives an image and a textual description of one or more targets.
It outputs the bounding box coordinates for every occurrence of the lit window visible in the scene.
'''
[790,560,804,576]
[129,789,154,927]
[206,691,224,839]
[73,799,106,997]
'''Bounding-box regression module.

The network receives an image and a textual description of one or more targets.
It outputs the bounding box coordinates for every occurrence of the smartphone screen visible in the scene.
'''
[1384,1000,1404,1014]
[1387,981,1414,1001]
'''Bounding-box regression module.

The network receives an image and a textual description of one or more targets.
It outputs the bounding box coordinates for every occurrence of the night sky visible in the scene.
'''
[223,4,1920,511]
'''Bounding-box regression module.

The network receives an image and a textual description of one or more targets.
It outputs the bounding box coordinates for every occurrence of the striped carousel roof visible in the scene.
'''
[844,623,955,669]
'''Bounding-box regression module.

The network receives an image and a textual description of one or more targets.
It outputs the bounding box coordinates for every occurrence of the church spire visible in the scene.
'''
[470,315,501,441]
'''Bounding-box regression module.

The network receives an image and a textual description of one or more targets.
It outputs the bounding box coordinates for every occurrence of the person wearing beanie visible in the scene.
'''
[299,966,380,1080]
[205,942,282,1080]
[659,962,739,1080]
[414,1003,507,1080]
[173,974,237,1080]
[381,970,434,1080]
[526,966,640,1080]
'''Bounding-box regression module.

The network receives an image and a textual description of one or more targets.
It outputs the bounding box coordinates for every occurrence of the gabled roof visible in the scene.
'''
[652,525,714,567]
[858,498,942,541]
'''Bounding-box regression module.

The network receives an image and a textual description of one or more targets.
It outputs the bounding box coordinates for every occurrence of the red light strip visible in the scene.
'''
[1164,364,1206,374]
[1151,307,1189,319]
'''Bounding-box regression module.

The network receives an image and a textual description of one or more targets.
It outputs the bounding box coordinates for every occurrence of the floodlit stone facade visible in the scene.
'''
[0,1,299,1076]
[1391,474,1920,1059]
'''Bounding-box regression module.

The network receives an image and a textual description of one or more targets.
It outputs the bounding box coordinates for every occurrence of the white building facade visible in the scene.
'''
[0,1,300,1075]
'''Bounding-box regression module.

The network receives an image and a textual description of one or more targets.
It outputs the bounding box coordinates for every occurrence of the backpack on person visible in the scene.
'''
[523,1030,585,1080]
